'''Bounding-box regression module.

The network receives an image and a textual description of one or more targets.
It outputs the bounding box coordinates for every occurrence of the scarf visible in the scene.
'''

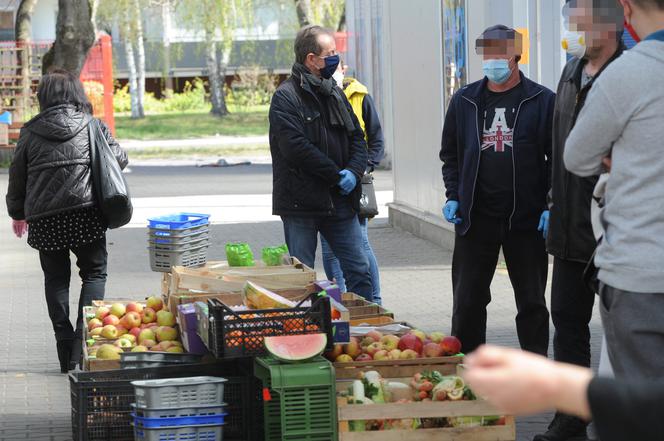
[292,63,356,134]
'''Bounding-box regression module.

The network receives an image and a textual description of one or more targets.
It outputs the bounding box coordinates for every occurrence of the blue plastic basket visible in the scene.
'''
[132,413,227,428]
[148,213,210,230]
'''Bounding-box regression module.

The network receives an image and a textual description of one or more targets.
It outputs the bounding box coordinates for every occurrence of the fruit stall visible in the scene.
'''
[68,213,515,441]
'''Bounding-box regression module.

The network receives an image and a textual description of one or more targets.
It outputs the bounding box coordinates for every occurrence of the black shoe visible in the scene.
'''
[69,336,83,371]
[533,413,588,441]
[56,339,73,374]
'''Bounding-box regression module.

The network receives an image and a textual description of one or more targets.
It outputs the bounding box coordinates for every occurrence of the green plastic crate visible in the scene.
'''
[254,356,338,441]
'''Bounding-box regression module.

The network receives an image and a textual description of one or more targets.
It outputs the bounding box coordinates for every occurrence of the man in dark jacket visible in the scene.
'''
[540,1,625,439]
[269,25,372,299]
[440,25,555,356]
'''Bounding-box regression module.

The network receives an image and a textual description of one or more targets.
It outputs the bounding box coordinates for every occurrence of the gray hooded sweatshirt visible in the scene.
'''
[564,39,664,293]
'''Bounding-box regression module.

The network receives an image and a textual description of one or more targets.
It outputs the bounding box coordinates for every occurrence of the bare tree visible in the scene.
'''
[132,0,146,117]
[14,0,39,120]
[14,0,39,42]
[42,0,96,76]
[293,0,310,27]
[292,0,345,31]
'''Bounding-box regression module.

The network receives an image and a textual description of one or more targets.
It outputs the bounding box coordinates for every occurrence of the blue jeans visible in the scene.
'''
[281,206,372,301]
[321,218,381,304]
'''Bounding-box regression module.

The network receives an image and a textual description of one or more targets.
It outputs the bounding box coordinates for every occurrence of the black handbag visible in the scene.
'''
[359,173,379,219]
[89,119,133,229]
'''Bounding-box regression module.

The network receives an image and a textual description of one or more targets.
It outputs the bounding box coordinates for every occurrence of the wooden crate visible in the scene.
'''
[334,356,463,380]
[349,316,395,326]
[341,293,395,324]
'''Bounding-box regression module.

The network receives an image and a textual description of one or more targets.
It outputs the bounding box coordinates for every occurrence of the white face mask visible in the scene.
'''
[561,30,587,59]
[332,70,344,88]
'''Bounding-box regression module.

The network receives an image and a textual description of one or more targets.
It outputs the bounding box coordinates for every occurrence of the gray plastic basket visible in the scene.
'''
[149,243,209,272]
[149,228,210,246]
[148,236,210,252]
[132,376,227,409]
[131,403,227,419]
[134,423,223,441]
[121,352,204,369]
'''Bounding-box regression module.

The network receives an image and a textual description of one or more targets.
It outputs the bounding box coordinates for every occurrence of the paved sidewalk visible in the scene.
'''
[0,173,603,440]
[119,135,269,150]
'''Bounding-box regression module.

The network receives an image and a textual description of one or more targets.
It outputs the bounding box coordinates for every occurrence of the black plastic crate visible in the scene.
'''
[70,360,259,441]
[207,293,333,359]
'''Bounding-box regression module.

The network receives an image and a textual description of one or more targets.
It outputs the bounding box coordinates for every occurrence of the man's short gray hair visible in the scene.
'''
[294,25,335,65]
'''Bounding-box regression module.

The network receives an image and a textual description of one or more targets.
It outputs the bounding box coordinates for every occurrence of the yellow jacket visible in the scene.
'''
[343,78,369,139]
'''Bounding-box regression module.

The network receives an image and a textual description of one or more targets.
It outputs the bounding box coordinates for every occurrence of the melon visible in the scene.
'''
[242,281,296,309]
[264,333,327,362]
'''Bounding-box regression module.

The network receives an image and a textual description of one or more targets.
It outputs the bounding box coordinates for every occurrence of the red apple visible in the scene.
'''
[146,296,163,312]
[365,342,383,357]
[373,350,389,361]
[398,333,423,354]
[95,307,110,321]
[123,312,142,329]
[142,307,157,324]
[360,336,375,348]
[366,330,383,342]
[440,336,462,355]
[116,325,128,336]
[343,337,362,359]
[126,302,143,314]
[110,303,126,318]
[324,344,343,361]
[87,318,103,331]
[130,327,142,339]
[155,326,178,342]
[423,342,443,358]
[102,315,120,326]
[410,330,427,342]
[141,339,157,348]
[355,353,373,362]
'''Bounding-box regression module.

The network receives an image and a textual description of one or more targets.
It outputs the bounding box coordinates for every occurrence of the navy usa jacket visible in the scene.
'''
[440,72,555,235]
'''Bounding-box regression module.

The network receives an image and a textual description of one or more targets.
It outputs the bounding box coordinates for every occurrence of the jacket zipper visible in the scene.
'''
[461,95,482,233]
[508,89,544,230]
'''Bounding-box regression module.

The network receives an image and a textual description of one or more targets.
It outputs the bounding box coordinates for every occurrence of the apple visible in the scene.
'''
[399,349,419,360]
[398,334,424,354]
[335,354,353,363]
[141,339,157,348]
[146,296,163,312]
[95,307,110,320]
[364,342,383,357]
[355,353,373,362]
[123,312,142,329]
[126,302,143,314]
[138,329,156,344]
[155,326,178,342]
[166,346,184,353]
[380,335,400,351]
[121,334,136,344]
[115,338,133,348]
[410,330,427,342]
[151,343,164,352]
[388,349,402,360]
[169,340,183,348]
[373,350,389,361]
[130,327,142,339]
[142,308,157,324]
[423,342,443,358]
[158,341,175,350]
[116,325,128,336]
[156,310,176,327]
[96,344,122,360]
[440,336,462,356]
[360,337,375,347]
[87,318,103,331]
[102,315,120,326]
[110,303,126,318]
[343,337,362,359]
[132,345,148,352]
[89,327,103,337]
[429,332,445,344]
[325,344,343,361]
[101,325,118,339]
[366,330,383,342]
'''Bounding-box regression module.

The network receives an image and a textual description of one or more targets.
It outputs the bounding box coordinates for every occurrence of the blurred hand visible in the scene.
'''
[12,220,28,238]
[602,157,612,172]
[443,200,462,224]
[538,210,550,239]
[338,169,357,195]
[463,345,593,419]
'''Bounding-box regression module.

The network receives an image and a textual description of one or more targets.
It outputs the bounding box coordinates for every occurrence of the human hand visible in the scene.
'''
[463,345,593,419]
[443,200,462,224]
[12,220,28,238]
[602,157,612,172]
[538,210,549,239]
[338,169,357,195]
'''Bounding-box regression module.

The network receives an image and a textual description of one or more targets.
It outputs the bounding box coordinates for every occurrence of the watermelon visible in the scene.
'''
[242,281,296,309]
[264,333,327,362]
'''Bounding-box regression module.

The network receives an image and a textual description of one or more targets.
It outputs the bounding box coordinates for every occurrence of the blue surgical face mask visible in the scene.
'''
[482,58,513,84]
[319,54,340,79]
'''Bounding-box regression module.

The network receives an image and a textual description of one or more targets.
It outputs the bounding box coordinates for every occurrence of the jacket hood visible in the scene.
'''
[25,105,91,142]
[632,40,664,65]
[343,78,369,97]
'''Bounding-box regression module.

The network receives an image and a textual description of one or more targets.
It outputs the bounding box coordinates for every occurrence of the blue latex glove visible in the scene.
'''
[338,169,357,195]
[538,210,550,239]
[443,200,462,224]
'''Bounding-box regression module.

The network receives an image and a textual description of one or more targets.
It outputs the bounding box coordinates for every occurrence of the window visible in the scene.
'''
[0,11,14,40]
[442,0,467,108]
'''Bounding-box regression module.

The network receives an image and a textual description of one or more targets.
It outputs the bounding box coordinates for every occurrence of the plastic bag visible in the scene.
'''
[226,243,255,267]
[261,244,289,266]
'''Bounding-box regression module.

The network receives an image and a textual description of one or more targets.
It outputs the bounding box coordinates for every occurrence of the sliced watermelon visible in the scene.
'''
[264,333,327,362]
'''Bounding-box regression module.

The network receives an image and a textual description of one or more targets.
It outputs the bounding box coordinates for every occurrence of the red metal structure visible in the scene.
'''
[80,34,116,135]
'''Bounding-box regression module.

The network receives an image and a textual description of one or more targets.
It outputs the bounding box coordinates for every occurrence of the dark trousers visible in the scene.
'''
[39,238,108,342]
[451,214,549,355]
[281,201,372,301]
[551,257,596,367]
[600,283,664,379]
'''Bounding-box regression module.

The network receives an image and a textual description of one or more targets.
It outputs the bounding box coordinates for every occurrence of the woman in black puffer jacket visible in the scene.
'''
[5,69,128,373]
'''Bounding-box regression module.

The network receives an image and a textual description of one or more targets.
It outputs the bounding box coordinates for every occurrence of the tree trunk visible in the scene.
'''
[15,0,38,121]
[15,0,39,41]
[42,0,96,76]
[132,0,145,118]
[215,44,231,116]
[337,7,346,32]
[161,0,173,91]
[123,13,140,119]
[205,33,226,117]
[293,0,310,28]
